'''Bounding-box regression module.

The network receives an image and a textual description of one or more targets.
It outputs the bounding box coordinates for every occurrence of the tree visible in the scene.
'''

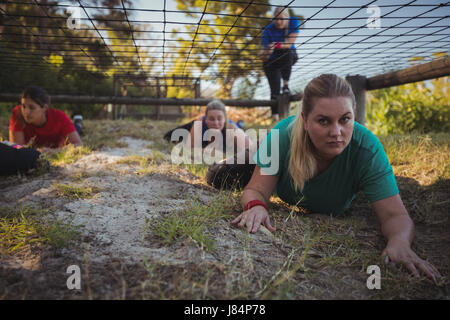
[0,0,155,92]
[173,0,272,98]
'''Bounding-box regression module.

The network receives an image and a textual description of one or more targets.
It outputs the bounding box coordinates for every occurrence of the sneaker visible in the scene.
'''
[73,115,83,136]
[282,86,291,95]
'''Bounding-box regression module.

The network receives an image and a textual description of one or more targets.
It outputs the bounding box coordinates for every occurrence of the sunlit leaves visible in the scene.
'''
[48,54,64,67]
[173,0,272,97]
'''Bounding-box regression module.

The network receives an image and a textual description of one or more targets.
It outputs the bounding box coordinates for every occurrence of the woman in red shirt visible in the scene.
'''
[9,86,82,149]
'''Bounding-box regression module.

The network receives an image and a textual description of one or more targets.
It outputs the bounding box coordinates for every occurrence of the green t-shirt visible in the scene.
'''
[254,116,399,215]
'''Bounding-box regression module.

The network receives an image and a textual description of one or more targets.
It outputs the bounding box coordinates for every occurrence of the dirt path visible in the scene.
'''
[0,137,295,299]
[1,136,448,300]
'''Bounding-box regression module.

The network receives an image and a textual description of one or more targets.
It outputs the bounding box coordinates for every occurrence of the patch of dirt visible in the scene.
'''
[1,137,448,300]
[0,137,292,299]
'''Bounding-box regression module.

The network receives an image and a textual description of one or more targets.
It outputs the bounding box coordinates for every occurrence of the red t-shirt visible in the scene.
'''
[9,105,76,148]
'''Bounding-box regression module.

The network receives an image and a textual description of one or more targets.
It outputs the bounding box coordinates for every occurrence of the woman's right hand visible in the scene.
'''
[231,205,276,234]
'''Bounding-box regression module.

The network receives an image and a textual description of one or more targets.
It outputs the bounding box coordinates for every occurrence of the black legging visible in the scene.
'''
[205,149,256,190]
[0,143,41,175]
[263,49,296,115]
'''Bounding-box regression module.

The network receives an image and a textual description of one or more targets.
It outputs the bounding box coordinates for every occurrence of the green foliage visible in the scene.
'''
[43,145,92,166]
[0,206,80,253]
[378,132,449,185]
[0,1,157,118]
[53,183,100,200]
[149,192,237,252]
[0,2,115,94]
[41,218,81,249]
[366,77,449,134]
[173,0,273,97]
[233,76,262,99]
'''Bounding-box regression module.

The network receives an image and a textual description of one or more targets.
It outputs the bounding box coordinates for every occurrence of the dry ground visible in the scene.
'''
[0,116,449,300]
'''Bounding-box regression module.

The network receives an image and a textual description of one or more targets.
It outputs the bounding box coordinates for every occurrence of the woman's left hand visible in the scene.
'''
[381,237,441,282]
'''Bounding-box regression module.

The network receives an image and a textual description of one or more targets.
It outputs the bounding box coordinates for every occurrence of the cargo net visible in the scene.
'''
[0,0,448,97]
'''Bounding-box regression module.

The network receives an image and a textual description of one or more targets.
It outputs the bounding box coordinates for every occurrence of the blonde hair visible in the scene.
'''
[205,99,233,129]
[274,6,289,19]
[288,74,356,192]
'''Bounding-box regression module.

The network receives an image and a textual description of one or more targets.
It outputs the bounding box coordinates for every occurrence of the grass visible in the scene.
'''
[43,144,92,167]
[0,206,80,253]
[43,217,82,249]
[148,191,238,252]
[0,207,48,253]
[53,183,101,200]
[116,152,168,174]
[0,114,448,300]
[0,116,8,141]
[180,163,210,179]
[380,133,449,185]
[82,119,173,152]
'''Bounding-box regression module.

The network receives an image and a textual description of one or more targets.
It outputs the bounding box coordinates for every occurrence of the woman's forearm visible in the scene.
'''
[282,33,298,49]
[9,130,25,145]
[381,214,415,245]
[241,188,268,209]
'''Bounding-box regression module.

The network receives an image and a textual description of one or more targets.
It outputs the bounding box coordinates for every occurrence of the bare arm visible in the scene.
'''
[232,166,279,233]
[374,194,413,244]
[66,131,82,147]
[9,130,25,145]
[188,120,205,149]
[233,128,253,150]
[373,194,441,281]
[189,124,196,147]
[260,43,276,61]
[280,32,298,49]
[241,166,277,206]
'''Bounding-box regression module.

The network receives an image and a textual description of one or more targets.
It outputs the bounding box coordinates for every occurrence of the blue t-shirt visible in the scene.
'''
[261,17,300,59]
[254,116,399,215]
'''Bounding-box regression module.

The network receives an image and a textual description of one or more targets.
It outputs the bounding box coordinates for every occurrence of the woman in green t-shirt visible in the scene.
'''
[232,74,441,281]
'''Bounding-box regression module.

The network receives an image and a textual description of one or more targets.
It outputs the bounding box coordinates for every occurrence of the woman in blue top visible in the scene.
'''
[232,74,441,281]
[261,7,300,121]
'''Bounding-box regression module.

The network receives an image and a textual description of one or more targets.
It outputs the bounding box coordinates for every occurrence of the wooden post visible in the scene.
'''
[194,78,201,98]
[155,78,161,120]
[0,94,277,107]
[345,75,367,125]
[366,56,450,90]
[112,76,118,120]
[277,92,290,119]
[120,85,127,119]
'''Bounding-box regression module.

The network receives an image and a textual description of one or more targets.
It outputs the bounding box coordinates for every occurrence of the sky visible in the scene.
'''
[76,0,449,98]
